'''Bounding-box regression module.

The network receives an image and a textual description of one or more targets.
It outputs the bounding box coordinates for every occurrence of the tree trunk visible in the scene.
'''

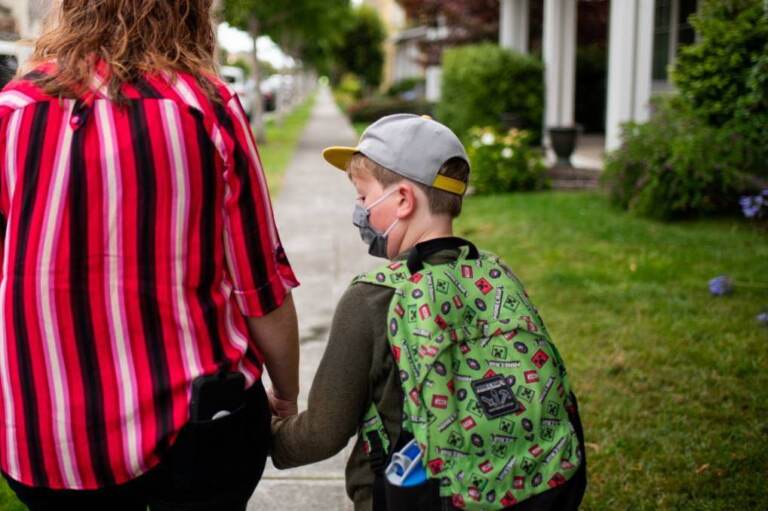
[249,15,266,143]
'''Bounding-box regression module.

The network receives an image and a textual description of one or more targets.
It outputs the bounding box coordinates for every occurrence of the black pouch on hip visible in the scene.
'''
[189,371,246,422]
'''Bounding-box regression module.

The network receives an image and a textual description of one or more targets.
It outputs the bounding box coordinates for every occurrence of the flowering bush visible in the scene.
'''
[466,127,548,194]
[739,189,768,219]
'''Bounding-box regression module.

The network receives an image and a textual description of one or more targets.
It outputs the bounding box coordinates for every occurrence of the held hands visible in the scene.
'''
[268,387,298,418]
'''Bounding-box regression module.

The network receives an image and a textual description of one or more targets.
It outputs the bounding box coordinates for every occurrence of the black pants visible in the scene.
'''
[377,462,586,511]
[4,380,271,511]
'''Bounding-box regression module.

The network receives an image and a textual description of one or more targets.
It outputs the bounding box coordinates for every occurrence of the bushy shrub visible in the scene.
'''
[603,99,756,219]
[437,44,544,142]
[672,0,768,126]
[466,127,548,194]
[333,73,364,113]
[347,96,433,123]
[672,0,768,177]
[731,50,768,177]
[604,0,768,219]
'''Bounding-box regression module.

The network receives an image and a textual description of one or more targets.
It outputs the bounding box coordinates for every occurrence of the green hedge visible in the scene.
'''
[437,43,544,142]
[672,0,768,127]
[673,0,768,177]
[347,96,433,123]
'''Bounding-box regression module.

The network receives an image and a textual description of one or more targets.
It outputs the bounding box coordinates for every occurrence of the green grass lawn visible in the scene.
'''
[0,481,23,511]
[353,121,367,137]
[259,93,316,196]
[455,191,768,510]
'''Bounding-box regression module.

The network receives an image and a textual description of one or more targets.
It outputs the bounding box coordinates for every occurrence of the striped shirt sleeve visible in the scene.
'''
[218,95,299,317]
[0,112,7,279]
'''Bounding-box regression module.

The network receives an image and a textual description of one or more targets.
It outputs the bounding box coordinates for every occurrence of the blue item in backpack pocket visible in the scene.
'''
[385,438,428,487]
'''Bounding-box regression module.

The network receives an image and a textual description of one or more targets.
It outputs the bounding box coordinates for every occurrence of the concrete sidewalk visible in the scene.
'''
[247,85,378,510]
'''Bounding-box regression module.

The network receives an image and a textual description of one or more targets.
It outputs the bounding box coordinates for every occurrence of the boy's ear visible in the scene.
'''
[395,182,417,219]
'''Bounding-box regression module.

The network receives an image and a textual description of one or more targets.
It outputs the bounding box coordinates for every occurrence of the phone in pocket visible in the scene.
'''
[189,371,246,422]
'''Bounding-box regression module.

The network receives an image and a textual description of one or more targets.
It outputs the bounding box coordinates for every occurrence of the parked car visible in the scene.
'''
[219,65,254,118]
[260,74,283,112]
[260,74,296,113]
[0,40,32,89]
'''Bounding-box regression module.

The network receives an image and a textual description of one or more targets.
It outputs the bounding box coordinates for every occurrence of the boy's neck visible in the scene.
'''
[395,216,454,258]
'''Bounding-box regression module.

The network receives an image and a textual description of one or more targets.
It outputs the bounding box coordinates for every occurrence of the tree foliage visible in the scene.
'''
[333,5,386,89]
[220,0,349,139]
[221,0,349,68]
[396,0,499,41]
[395,0,499,65]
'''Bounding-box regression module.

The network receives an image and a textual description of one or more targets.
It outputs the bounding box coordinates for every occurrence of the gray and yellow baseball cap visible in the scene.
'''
[322,114,470,196]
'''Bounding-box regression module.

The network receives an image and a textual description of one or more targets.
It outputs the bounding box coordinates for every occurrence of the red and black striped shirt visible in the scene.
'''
[0,65,298,489]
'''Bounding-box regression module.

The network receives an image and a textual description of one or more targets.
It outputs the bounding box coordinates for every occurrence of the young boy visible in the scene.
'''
[270,114,586,511]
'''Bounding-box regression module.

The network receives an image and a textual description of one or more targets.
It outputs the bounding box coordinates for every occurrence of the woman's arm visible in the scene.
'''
[245,292,300,414]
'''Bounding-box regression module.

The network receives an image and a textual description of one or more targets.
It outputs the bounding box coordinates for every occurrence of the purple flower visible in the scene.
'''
[708,275,733,296]
[739,195,764,218]
[740,189,768,219]
[757,312,768,326]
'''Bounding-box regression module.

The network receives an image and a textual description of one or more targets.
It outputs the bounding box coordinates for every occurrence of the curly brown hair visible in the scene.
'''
[29,0,219,101]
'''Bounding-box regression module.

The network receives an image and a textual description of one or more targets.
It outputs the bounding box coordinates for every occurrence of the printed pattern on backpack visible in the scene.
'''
[355,249,582,510]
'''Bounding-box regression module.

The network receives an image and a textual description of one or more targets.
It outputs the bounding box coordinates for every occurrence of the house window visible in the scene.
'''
[652,0,697,83]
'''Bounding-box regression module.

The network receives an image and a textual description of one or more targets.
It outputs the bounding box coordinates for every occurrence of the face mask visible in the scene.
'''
[353,187,400,259]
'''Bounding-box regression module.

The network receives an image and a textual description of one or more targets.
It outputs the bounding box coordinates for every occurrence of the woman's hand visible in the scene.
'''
[268,387,298,418]
[245,293,300,414]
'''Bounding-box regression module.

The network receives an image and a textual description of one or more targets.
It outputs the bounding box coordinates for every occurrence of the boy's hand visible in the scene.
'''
[268,387,298,417]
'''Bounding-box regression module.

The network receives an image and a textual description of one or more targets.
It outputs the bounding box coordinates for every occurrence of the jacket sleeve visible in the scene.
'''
[270,284,377,468]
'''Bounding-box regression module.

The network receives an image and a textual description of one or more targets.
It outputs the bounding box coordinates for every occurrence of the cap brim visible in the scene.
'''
[322,146,358,172]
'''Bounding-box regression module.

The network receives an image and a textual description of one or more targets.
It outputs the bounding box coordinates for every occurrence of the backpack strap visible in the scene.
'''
[353,261,411,288]
[361,403,391,475]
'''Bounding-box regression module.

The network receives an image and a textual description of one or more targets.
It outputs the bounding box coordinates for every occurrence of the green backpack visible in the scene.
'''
[355,243,583,510]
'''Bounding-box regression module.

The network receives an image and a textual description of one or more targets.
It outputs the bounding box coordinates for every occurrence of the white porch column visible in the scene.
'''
[500,0,530,54]
[543,0,577,129]
[425,66,442,102]
[605,0,656,151]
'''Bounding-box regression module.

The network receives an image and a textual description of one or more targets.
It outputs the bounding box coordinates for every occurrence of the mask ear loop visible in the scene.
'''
[382,218,399,237]
[366,186,399,212]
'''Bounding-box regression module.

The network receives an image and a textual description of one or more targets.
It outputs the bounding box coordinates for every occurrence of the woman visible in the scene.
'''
[0,1,300,509]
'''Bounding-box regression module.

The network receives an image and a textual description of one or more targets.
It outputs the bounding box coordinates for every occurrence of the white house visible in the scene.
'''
[362,0,430,92]
[500,0,698,152]
[0,0,47,84]
[0,0,46,40]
